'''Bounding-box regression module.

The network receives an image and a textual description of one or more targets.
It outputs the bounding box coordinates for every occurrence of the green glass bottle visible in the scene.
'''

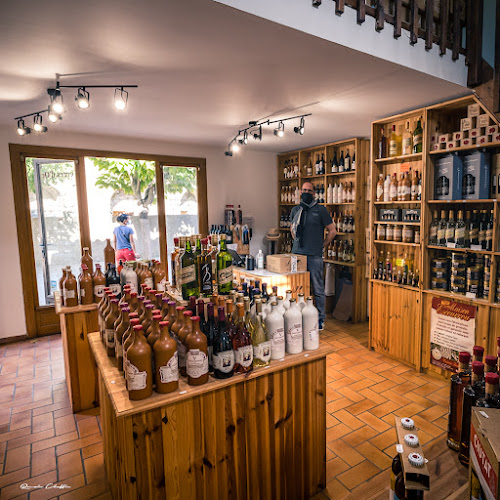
[413,118,423,154]
[217,234,233,295]
[180,238,199,299]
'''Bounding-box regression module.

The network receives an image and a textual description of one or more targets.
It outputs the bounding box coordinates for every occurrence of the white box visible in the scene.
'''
[453,131,463,141]
[493,132,500,143]
[468,103,480,117]
[486,125,498,136]
[477,114,490,128]
[447,141,459,149]
[477,135,491,145]
[439,133,451,143]
[461,117,473,131]
[461,137,473,147]
[469,128,481,139]
[432,143,441,151]
[430,132,439,144]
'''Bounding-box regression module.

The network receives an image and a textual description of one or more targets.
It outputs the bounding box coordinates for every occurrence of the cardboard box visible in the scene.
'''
[462,151,491,199]
[435,154,463,200]
[461,117,473,131]
[266,253,307,274]
[432,143,442,151]
[486,125,498,136]
[402,209,421,222]
[469,409,500,500]
[468,103,481,117]
[477,135,491,146]
[453,131,464,141]
[494,133,500,143]
[447,141,459,150]
[439,133,452,144]
[379,208,402,221]
[470,128,481,139]
[462,137,473,147]
[477,114,490,128]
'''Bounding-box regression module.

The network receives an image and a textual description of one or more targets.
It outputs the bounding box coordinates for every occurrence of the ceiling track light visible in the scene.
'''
[274,121,285,138]
[294,116,306,135]
[238,130,248,145]
[253,126,262,141]
[33,114,47,133]
[16,119,31,136]
[114,87,128,110]
[76,87,90,109]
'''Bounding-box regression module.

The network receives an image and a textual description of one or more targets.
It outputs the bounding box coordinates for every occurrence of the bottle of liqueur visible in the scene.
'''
[378,128,387,159]
[123,316,140,381]
[79,264,94,305]
[186,316,209,386]
[402,120,413,155]
[447,351,471,451]
[233,303,253,374]
[153,320,179,394]
[170,306,185,343]
[198,238,213,296]
[469,210,480,246]
[445,210,456,246]
[142,263,154,290]
[485,210,493,251]
[81,247,94,275]
[284,299,303,354]
[115,307,131,372]
[344,150,351,171]
[105,299,119,357]
[178,310,193,377]
[376,174,384,202]
[458,361,485,466]
[252,314,271,368]
[204,302,217,373]
[63,267,78,307]
[389,125,401,157]
[212,306,235,379]
[437,210,447,246]
[479,210,488,249]
[126,325,153,401]
[454,210,466,248]
[217,234,233,295]
[476,372,500,408]
[104,238,115,267]
[180,238,199,300]
[413,118,423,153]
[170,237,179,289]
[339,151,345,172]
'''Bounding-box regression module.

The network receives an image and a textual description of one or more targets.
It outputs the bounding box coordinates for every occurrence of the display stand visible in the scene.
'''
[89,332,331,500]
[55,292,99,412]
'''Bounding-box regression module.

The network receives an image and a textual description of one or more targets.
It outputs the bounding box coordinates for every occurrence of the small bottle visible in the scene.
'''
[256,249,264,270]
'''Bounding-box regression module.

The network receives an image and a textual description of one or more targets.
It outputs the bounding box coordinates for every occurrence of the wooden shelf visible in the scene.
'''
[324,259,355,267]
[336,232,355,236]
[301,174,326,180]
[325,202,355,206]
[279,203,297,206]
[423,289,492,307]
[427,199,496,204]
[326,171,356,177]
[279,228,290,232]
[427,245,493,255]
[374,201,421,205]
[374,153,423,164]
[375,221,421,225]
[429,142,500,155]
[370,279,419,292]
[279,178,300,183]
[374,240,420,247]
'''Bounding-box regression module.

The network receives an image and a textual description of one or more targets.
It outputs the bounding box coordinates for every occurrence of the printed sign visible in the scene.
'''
[429,297,476,372]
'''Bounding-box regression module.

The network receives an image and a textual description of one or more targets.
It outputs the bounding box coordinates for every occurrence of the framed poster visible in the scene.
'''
[429,297,476,372]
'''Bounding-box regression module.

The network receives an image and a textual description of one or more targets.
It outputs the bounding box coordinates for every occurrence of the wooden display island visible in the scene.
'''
[55,293,99,412]
[89,332,331,500]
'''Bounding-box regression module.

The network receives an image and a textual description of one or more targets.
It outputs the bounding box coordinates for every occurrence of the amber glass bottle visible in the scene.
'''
[115,307,131,372]
[186,316,209,386]
[93,264,106,303]
[171,306,185,341]
[126,325,153,400]
[154,320,179,394]
[178,310,193,377]
[79,264,94,305]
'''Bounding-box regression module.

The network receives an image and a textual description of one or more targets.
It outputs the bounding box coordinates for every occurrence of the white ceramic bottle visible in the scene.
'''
[275,296,286,317]
[297,293,306,311]
[302,297,319,350]
[283,290,292,310]
[265,303,285,359]
[124,264,138,294]
[284,299,303,354]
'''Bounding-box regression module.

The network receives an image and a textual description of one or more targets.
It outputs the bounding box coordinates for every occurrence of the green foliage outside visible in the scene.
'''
[25,158,74,194]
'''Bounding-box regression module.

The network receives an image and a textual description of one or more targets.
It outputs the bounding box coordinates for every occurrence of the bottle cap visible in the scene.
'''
[472,361,484,375]
[485,355,497,368]
[176,306,185,311]
[169,301,176,306]
[130,319,141,326]
[407,453,424,467]
[146,304,154,310]
[162,297,169,304]
[130,292,137,297]
[191,316,200,322]
[183,310,193,317]
[155,293,162,299]
[111,298,119,304]
[133,325,143,332]
[401,418,414,430]
[129,312,139,318]
[152,309,161,315]
[473,346,484,357]
[485,372,499,385]
[458,351,471,364]
[153,315,162,320]
[404,434,419,447]
[159,320,169,328]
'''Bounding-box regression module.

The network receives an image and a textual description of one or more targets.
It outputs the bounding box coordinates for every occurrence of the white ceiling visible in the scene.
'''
[0,0,469,153]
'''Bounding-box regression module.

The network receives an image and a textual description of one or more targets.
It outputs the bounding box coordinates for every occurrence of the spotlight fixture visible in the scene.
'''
[224,150,233,157]
[274,121,285,138]
[33,115,47,133]
[294,117,305,135]
[47,104,62,123]
[16,119,31,136]
[48,88,65,115]
[75,88,90,109]
[230,142,240,153]
[114,87,128,110]
[238,130,248,145]
[253,126,262,141]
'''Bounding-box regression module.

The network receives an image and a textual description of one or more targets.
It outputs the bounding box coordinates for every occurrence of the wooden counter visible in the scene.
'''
[55,293,99,412]
[89,332,332,499]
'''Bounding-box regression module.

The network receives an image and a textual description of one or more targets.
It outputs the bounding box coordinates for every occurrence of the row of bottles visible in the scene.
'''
[305,150,356,176]
[376,224,420,244]
[281,232,293,253]
[326,182,355,204]
[373,250,420,287]
[325,239,355,263]
[98,283,320,400]
[332,211,355,234]
[282,157,299,179]
[280,185,300,204]
[280,211,292,229]
[429,209,493,250]
[209,225,234,244]
[447,343,500,467]
[375,170,422,202]
[378,118,423,159]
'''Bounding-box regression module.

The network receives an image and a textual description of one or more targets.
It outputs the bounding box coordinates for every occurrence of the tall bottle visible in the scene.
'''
[378,128,387,158]
[170,306,185,342]
[177,310,193,377]
[63,267,78,307]
[81,247,94,275]
[180,238,199,300]
[212,307,235,379]
[284,298,303,354]
[389,125,401,157]
[217,235,233,295]
[413,118,423,153]
[198,238,213,297]
[79,264,94,305]
[447,351,471,451]
[104,239,115,267]
[105,299,119,357]
[126,325,153,400]
[252,314,271,368]
[204,302,216,373]
[302,297,319,350]
[59,267,67,306]
[154,320,179,394]
[186,316,209,386]
[445,210,456,245]
[455,210,466,248]
[171,237,179,289]
[115,307,131,372]
[233,303,253,374]
[402,120,412,155]
[437,210,447,246]
[105,264,121,298]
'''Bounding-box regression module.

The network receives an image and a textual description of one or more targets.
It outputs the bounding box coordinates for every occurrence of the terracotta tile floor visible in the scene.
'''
[0,319,454,499]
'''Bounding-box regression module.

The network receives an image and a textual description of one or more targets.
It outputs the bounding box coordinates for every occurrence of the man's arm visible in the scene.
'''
[129,234,137,254]
[323,223,336,247]
[113,234,117,250]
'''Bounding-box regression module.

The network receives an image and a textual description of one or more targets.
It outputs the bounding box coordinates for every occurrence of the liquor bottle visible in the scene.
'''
[437,210,447,246]
[79,264,93,305]
[389,125,401,157]
[178,310,193,377]
[479,210,488,249]
[315,155,320,175]
[141,304,154,339]
[284,298,303,354]
[403,171,411,201]
[123,316,140,380]
[447,351,471,451]
[126,325,153,400]
[339,151,345,172]
[170,306,185,343]
[252,314,271,367]
[469,210,480,246]
[411,169,418,201]
[376,174,384,202]
[180,238,199,299]
[484,354,497,374]
[454,210,466,248]
[153,261,166,292]
[458,361,485,466]
[383,175,390,202]
[154,320,179,394]
[217,235,233,295]
[59,268,67,306]
[389,174,398,201]
[115,307,131,372]
[344,150,351,171]
[476,372,499,407]
[193,235,202,261]
[171,237,179,288]
[445,210,456,245]
[63,267,78,307]
[402,120,412,155]
[147,313,162,348]
[473,345,484,362]
[413,118,423,153]
[397,173,403,201]
[186,316,209,386]
[331,150,338,173]
[212,306,234,379]
[104,239,115,267]
[233,303,253,374]
[485,210,493,251]
[204,302,217,373]
[81,247,94,274]
[378,128,387,159]
[320,153,325,174]
[105,263,122,299]
[302,297,319,350]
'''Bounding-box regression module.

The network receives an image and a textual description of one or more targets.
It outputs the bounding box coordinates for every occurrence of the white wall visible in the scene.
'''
[0,126,277,340]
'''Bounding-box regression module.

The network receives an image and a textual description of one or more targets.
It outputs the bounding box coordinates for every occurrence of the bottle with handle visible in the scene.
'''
[154,320,179,394]
[302,297,319,350]
[284,298,303,354]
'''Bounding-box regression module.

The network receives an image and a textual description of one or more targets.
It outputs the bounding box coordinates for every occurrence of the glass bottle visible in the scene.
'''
[233,303,253,374]
[402,120,412,155]
[171,237,179,289]
[198,238,213,297]
[217,235,233,295]
[212,307,234,379]
[180,238,199,300]
[476,372,500,408]
[252,314,271,368]
[126,325,153,400]
[204,302,217,373]
[454,210,466,248]
[105,263,121,299]
[154,320,179,394]
[413,118,423,153]
[437,210,447,246]
[178,310,193,377]
[79,264,94,305]
[486,210,493,251]
[378,127,387,159]
[186,316,209,386]
[445,210,456,245]
[469,210,479,246]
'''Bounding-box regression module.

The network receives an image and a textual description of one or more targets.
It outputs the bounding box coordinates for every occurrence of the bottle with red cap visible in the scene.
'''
[447,351,471,451]
[459,361,485,466]
[476,372,500,408]
[484,355,497,374]
[186,316,209,386]
[473,345,484,362]
[154,320,179,393]
[105,299,120,357]
[178,311,193,377]
[126,325,153,400]
[188,296,197,315]
[123,316,140,380]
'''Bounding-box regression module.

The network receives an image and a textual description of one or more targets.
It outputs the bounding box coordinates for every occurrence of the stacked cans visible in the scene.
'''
[431,258,449,291]
[450,253,466,294]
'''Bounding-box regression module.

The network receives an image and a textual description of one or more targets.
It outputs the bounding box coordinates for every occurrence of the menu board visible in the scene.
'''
[429,297,476,372]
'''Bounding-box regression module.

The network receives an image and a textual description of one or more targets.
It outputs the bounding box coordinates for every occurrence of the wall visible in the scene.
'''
[0,126,277,339]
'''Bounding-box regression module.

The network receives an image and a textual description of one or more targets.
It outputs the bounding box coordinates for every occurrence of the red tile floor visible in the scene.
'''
[0,320,463,499]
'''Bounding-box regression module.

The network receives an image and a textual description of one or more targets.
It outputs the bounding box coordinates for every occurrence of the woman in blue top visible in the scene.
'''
[113,213,137,262]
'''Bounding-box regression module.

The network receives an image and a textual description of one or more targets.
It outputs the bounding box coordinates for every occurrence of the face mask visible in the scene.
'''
[301,192,314,204]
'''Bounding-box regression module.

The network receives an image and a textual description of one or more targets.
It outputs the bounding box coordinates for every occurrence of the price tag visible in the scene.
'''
[471,245,482,251]
[465,292,477,299]
[446,242,456,248]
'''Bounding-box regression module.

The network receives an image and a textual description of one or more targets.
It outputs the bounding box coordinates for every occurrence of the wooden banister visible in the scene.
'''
[357,0,365,24]
[425,0,434,50]
[452,0,462,61]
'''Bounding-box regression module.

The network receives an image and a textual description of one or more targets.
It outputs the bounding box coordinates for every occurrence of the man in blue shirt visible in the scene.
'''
[291,182,336,330]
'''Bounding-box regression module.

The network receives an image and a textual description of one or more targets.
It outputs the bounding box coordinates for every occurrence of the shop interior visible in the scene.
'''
[0,0,499,499]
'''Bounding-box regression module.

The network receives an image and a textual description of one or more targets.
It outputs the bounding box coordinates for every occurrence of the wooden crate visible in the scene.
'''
[90,332,331,500]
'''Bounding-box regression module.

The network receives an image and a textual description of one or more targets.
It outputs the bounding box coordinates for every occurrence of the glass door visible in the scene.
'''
[28,158,81,306]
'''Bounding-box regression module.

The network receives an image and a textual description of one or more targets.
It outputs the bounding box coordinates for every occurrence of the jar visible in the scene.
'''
[431,278,449,290]
[414,230,420,244]
[403,226,414,243]
[386,225,394,241]
[377,224,386,241]
[394,225,402,242]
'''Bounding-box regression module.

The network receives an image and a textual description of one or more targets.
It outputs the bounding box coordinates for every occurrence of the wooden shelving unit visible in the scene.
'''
[369,95,500,376]
[277,138,369,323]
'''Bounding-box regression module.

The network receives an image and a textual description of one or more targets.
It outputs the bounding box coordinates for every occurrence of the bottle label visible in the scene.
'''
[178,342,187,368]
[376,185,384,200]
[180,265,196,285]
[411,185,417,198]
[437,228,445,241]
[389,140,397,156]
[403,137,412,152]
[127,363,147,391]
[389,185,397,200]
[253,341,271,363]
[114,333,123,357]
[218,266,233,285]
[186,349,208,379]
[144,277,154,289]
[286,323,303,349]
[414,133,423,146]
[125,278,138,294]
[213,350,235,373]
[156,280,166,292]
[307,327,319,346]
[105,329,115,348]
[159,352,179,384]
[200,263,213,292]
[80,288,86,298]
[430,226,438,239]
[65,289,76,299]
[445,228,454,240]
[235,345,253,367]
[455,227,465,239]
[470,228,479,240]
[110,284,121,295]
[486,229,493,241]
